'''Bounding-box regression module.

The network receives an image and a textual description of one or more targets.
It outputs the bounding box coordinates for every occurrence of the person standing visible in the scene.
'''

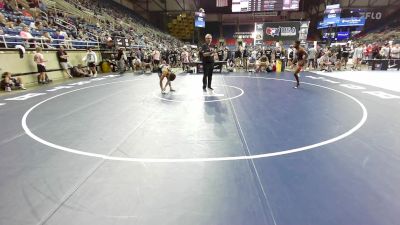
[181,47,189,72]
[85,47,97,77]
[293,41,308,89]
[352,44,364,71]
[200,34,216,91]
[57,46,73,78]
[34,47,48,84]
[307,45,316,70]
[341,43,352,69]
[265,46,273,64]
[152,48,161,69]
[243,46,248,71]
[390,43,400,70]
[117,48,127,74]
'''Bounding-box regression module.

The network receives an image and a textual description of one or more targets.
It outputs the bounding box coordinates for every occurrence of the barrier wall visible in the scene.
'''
[0,50,102,86]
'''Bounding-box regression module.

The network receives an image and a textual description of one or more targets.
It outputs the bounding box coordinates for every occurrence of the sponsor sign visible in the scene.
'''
[233,32,253,39]
[337,31,350,40]
[318,17,365,29]
[195,12,205,28]
[262,22,301,41]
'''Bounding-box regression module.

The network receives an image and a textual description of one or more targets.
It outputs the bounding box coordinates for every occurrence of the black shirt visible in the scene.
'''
[265,49,272,57]
[217,49,224,61]
[342,46,351,57]
[275,50,282,59]
[57,50,68,63]
[243,49,248,58]
[201,43,215,63]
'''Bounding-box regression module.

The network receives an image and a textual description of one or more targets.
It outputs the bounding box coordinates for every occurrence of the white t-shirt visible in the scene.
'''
[391,46,400,59]
[85,51,97,63]
[353,47,364,59]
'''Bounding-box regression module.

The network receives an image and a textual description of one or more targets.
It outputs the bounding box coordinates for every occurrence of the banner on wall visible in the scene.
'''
[233,32,253,39]
[195,12,205,28]
[254,23,263,45]
[299,21,310,42]
[262,22,301,41]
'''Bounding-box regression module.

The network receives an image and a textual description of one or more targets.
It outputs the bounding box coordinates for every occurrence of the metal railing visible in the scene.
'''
[0,35,100,49]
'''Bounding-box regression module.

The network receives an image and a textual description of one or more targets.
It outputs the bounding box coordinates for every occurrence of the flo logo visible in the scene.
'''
[265,27,279,37]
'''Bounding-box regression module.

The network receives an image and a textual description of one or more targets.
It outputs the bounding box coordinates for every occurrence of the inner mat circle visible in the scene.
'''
[22,76,368,162]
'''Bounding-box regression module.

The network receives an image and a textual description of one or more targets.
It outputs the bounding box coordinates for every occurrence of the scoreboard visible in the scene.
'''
[232,0,299,12]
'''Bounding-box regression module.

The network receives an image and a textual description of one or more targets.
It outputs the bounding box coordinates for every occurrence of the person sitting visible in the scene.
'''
[1,72,26,92]
[108,54,118,72]
[132,56,142,72]
[142,53,152,73]
[247,56,257,72]
[71,64,90,77]
[20,25,36,48]
[226,59,235,72]
[319,52,333,72]
[256,55,270,73]
[41,31,54,49]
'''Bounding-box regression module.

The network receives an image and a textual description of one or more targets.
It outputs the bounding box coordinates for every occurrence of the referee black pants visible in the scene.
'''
[203,63,214,89]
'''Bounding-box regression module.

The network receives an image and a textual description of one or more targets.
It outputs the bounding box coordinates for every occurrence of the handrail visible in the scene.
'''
[0,35,100,49]
[53,17,77,32]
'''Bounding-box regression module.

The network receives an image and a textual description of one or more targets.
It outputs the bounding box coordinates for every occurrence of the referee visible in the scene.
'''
[200,34,216,91]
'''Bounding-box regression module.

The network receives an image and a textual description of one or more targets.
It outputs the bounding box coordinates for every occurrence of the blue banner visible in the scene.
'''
[337,17,365,27]
[318,17,365,29]
[337,31,350,40]
[195,12,205,28]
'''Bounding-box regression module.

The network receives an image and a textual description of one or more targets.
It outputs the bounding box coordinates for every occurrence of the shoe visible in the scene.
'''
[5,87,11,92]
[207,87,214,90]
[203,87,206,92]
[170,89,176,92]
[20,86,26,90]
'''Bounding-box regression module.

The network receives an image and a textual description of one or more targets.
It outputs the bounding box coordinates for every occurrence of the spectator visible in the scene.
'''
[181,47,189,71]
[390,43,400,70]
[63,35,74,49]
[352,44,364,71]
[84,47,97,77]
[57,46,73,78]
[54,29,65,40]
[319,52,333,72]
[1,72,26,92]
[0,0,5,9]
[71,64,90,77]
[341,43,352,69]
[152,48,160,68]
[40,31,53,48]
[0,13,6,27]
[34,47,48,84]
[4,0,13,12]
[20,25,36,48]
[108,54,118,72]
[116,47,127,74]
[307,46,317,70]
[380,43,390,59]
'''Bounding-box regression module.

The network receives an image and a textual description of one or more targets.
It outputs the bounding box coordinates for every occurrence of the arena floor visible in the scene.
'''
[1,71,400,225]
